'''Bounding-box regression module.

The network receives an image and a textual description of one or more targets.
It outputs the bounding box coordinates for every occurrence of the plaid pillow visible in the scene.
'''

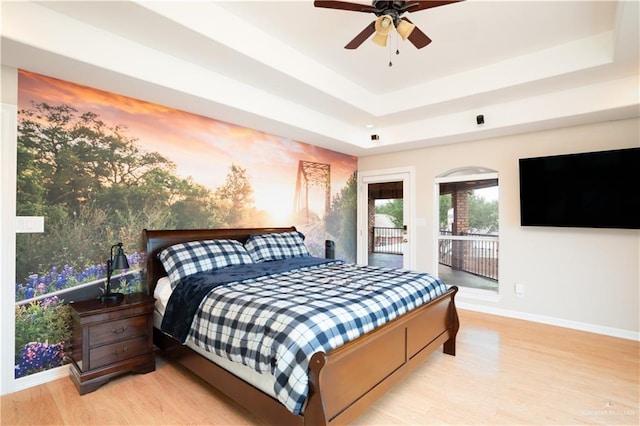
[244,231,310,263]
[159,239,253,288]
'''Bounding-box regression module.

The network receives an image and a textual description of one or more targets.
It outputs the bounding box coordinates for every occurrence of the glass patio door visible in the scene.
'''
[358,167,414,269]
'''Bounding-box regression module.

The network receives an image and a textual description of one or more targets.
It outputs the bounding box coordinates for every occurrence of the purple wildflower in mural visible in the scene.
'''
[23,287,35,299]
[14,297,72,379]
[42,296,59,309]
[15,254,141,302]
[15,341,65,378]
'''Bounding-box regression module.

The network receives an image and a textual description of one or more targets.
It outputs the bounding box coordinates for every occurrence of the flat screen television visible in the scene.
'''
[519,147,640,229]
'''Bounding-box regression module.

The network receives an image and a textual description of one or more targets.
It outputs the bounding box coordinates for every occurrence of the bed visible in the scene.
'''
[142,226,459,426]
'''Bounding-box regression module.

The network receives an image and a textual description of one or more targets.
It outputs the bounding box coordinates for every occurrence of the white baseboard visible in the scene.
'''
[14,364,70,393]
[457,301,640,341]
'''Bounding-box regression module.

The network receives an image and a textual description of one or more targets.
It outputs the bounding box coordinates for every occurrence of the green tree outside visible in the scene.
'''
[439,190,498,233]
[469,191,499,233]
[375,199,403,227]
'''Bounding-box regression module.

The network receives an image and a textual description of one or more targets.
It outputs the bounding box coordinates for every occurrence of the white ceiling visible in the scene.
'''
[2,1,638,156]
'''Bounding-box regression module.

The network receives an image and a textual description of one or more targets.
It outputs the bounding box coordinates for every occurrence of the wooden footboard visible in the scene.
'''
[305,286,458,425]
[143,228,459,426]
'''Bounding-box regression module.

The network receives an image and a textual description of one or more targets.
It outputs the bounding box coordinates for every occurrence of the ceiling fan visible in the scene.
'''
[313,1,462,50]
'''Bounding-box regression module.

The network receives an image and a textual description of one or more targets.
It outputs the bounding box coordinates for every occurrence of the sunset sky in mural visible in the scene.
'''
[18,70,357,223]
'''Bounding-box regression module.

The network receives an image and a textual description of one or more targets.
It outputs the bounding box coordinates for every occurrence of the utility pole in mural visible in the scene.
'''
[293,160,331,223]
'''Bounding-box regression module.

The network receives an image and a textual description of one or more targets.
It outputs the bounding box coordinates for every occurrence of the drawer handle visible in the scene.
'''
[113,347,128,356]
[111,326,128,334]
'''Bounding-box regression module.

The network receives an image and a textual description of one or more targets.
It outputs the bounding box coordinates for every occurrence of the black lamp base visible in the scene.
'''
[100,292,124,303]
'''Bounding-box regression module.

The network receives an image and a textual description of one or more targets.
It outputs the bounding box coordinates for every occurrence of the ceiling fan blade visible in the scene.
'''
[402,17,432,49]
[314,1,378,13]
[345,21,377,49]
[401,0,463,13]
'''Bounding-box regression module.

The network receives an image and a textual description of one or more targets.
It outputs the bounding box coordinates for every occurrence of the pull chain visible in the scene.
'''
[389,33,400,67]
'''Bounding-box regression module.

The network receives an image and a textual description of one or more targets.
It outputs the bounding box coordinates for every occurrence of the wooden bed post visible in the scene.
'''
[443,286,459,356]
[305,352,329,425]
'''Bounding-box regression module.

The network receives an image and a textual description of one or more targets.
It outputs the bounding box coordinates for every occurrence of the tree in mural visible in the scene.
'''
[16,102,219,282]
[15,102,223,377]
[211,164,256,227]
[325,171,357,262]
[19,103,165,276]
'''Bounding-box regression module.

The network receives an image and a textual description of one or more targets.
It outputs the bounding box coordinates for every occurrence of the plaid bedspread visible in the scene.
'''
[178,260,449,415]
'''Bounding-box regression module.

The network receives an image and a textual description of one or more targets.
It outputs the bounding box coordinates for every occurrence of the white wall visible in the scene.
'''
[359,118,640,338]
[1,66,18,395]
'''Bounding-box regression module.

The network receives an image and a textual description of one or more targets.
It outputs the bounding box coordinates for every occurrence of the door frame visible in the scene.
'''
[1,103,17,395]
[357,166,416,269]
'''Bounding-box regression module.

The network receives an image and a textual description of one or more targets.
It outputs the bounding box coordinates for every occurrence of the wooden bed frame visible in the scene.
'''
[142,227,459,426]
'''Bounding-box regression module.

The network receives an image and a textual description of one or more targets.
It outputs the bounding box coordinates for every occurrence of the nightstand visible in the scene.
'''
[68,293,155,394]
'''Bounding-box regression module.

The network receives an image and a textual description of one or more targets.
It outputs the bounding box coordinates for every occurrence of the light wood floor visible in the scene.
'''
[2,309,638,425]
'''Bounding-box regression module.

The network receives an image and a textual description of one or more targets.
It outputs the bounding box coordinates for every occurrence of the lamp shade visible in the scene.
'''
[372,15,393,47]
[100,242,128,303]
[396,19,415,40]
[112,245,130,270]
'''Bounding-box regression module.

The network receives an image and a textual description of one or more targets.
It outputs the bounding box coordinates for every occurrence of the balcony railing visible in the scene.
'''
[439,230,498,281]
[372,227,404,254]
[372,227,498,282]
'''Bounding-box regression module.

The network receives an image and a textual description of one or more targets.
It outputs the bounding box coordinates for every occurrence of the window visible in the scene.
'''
[435,168,499,292]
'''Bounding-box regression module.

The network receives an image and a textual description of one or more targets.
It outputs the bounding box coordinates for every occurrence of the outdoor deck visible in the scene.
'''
[368,252,498,292]
[438,263,498,291]
[368,252,404,268]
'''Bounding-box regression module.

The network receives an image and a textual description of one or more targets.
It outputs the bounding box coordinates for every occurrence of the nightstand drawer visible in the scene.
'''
[89,316,147,346]
[89,336,149,369]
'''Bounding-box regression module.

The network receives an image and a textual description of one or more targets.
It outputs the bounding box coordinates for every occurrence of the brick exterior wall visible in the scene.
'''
[452,189,470,270]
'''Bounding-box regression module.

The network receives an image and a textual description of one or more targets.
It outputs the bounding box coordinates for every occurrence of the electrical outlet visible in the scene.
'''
[514,282,525,296]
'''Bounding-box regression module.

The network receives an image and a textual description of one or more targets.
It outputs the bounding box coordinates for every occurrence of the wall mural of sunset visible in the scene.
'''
[15,69,357,378]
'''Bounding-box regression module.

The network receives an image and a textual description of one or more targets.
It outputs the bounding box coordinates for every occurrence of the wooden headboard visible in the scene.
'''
[141,227,296,296]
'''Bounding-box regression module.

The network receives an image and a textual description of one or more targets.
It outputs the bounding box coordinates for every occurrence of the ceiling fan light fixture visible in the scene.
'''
[315,0,462,50]
[396,19,415,40]
[372,15,393,46]
[372,32,389,46]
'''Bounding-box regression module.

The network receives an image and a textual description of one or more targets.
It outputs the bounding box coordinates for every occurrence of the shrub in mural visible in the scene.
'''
[14,297,71,378]
[15,70,357,378]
